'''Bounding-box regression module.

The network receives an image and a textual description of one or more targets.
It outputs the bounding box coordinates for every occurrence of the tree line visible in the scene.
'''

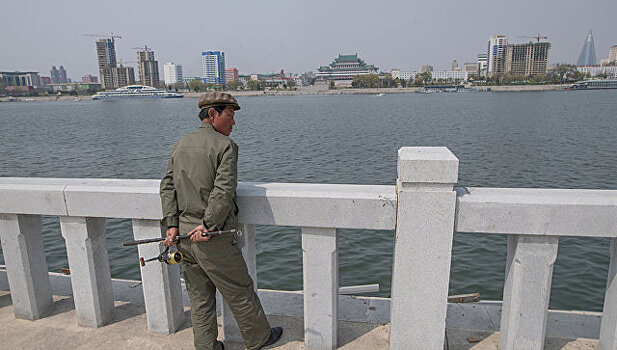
[347,64,603,89]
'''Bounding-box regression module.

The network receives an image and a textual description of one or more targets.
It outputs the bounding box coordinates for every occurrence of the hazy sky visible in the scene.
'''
[3,0,616,80]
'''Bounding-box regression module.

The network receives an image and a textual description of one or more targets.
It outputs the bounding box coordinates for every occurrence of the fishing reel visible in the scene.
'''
[139,246,183,267]
[126,229,241,267]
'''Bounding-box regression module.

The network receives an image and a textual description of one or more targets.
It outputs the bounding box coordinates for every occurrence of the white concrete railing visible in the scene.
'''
[456,187,617,349]
[1,147,617,350]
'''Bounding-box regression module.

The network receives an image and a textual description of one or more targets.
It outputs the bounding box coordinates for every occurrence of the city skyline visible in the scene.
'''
[2,0,616,80]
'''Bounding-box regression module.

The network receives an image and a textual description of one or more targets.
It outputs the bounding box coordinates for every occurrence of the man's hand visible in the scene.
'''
[163,227,179,246]
[188,224,211,242]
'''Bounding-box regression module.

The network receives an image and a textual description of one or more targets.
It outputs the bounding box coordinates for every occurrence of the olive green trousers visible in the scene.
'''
[178,226,271,350]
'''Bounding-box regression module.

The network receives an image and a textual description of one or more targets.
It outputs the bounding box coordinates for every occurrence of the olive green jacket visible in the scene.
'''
[160,123,239,231]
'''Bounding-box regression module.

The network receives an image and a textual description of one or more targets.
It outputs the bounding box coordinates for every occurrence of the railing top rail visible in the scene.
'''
[456,187,617,237]
[3,177,616,235]
[0,177,396,230]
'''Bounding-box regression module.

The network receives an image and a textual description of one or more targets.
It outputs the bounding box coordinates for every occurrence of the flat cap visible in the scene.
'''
[198,92,241,111]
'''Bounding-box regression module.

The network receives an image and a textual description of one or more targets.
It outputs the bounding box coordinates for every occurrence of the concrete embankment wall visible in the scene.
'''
[0,84,574,102]
[477,84,570,92]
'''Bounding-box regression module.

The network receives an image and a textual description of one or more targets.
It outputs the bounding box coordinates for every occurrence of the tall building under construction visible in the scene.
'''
[96,38,117,89]
[95,38,135,89]
[505,42,551,76]
[137,46,159,87]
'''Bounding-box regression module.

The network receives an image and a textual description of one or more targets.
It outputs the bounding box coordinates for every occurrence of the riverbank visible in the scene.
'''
[0,84,572,102]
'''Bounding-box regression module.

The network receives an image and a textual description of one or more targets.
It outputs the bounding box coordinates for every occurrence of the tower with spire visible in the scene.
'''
[576,30,597,66]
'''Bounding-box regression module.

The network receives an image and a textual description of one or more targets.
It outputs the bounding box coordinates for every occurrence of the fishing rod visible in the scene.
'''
[123,229,238,246]
[122,229,239,267]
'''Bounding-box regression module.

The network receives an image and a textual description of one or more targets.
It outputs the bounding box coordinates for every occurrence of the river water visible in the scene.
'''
[1,90,616,312]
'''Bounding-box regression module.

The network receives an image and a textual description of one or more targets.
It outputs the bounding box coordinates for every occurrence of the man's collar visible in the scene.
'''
[198,122,214,130]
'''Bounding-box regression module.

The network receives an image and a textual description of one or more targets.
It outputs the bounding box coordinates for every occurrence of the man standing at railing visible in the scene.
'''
[159,92,282,350]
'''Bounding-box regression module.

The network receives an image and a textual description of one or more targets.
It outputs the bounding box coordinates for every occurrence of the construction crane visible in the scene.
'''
[132,45,153,52]
[83,32,122,42]
[517,33,548,43]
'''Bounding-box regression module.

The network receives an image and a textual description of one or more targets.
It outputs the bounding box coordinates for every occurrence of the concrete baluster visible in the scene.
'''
[221,224,258,342]
[132,219,184,333]
[600,237,617,349]
[302,226,338,350]
[60,216,114,327]
[389,147,459,350]
[500,234,559,350]
[0,214,53,319]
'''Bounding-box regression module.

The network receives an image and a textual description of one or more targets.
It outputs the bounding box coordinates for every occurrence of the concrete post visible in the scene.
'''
[600,237,617,349]
[390,147,459,350]
[132,219,184,334]
[221,224,257,342]
[500,234,559,350]
[60,216,114,327]
[0,214,53,320]
[302,227,338,350]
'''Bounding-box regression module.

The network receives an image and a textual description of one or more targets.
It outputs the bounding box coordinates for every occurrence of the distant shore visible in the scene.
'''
[0,84,572,102]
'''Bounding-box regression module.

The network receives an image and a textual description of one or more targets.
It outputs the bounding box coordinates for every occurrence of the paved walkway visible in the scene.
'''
[0,291,597,349]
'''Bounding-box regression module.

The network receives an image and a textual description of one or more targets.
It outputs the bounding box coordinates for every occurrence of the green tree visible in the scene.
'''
[356,74,379,88]
[543,64,584,83]
[227,80,242,91]
[188,80,205,92]
[329,80,335,89]
[0,80,6,94]
[381,75,396,88]
[414,72,432,86]
[247,79,261,91]
[286,79,296,89]
[204,83,218,91]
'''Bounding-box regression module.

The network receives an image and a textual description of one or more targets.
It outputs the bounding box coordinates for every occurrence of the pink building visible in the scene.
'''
[82,74,99,83]
[225,68,239,82]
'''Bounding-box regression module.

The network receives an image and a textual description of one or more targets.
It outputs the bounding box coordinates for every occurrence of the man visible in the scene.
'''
[160,92,282,350]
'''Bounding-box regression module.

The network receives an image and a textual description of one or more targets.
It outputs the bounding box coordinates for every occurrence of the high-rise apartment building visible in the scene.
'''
[50,66,68,84]
[225,68,239,82]
[451,60,460,71]
[96,38,118,89]
[487,35,508,77]
[609,45,617,64]
[576,31,597,66]
[202,51,226,85]
[163,62,183,86]
[477,53,488,77]
[50,66,59,83]
[505,42,551,76]
[137,46,159,87]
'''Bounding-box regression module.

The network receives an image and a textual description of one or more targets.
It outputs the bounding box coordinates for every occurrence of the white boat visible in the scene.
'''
[91,85,183,100]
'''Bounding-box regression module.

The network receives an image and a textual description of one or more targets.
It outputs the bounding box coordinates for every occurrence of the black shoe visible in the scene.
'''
[260,327,283,348]
[217,340,225,350]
